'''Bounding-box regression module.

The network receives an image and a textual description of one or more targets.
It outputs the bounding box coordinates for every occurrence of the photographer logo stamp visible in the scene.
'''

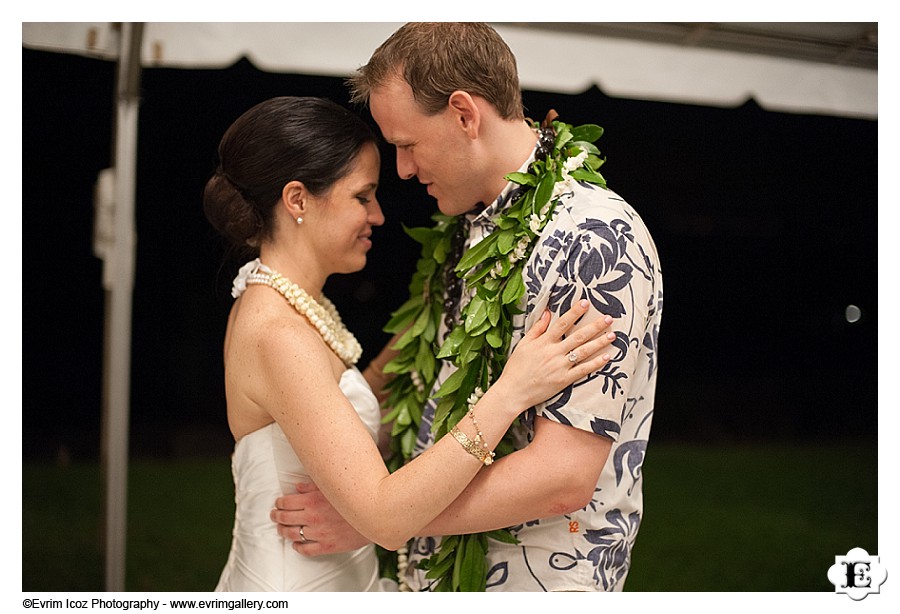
[827,547,887,600]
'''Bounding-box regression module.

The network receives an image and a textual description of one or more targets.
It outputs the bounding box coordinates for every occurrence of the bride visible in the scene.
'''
[203,96,616,591]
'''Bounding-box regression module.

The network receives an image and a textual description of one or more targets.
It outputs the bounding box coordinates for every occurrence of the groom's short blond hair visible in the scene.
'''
[347,22,525,121]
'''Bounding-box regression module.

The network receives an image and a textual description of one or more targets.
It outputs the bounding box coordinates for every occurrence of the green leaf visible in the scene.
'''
[479,276,502,296]
[497,215,518,230]
[391,324,419,350]
[533,169,556,212]
[403,224,438,245]
[571,168,606,185]
[423,551,456,579]
[467,317,492,337]
[455,232,500,273]
[382,355,411,374]
[515,187,535,225]
[570,123,604,143]
[496,229,517,255]
[409,303,432,337]
[484,529,520,545]
[416,256,436,277]
[462,260,496,286]
[422,308,437,343]
[434,534,460,563]
[383,295,424,332]
[501,267,525,305]
[464,294,489,333]
[380,405,400,424]
[400,426,417,458]
[459,356,483,396]
[487,300,501,327]
[459,534,487,591]
[451,536,465,590]
[457,332,485,365]
[570,140,600,156]
[505,171,537,186]
[433,232,453,264]
[407,393,422,427]
[394,402,411,427]
[382,310,417,335]
[416,338,435,383]
[433,366,466,398]
[555,126,573,149]
[436,325,466,359]
[391,408,412,435]
[431,397,455,436]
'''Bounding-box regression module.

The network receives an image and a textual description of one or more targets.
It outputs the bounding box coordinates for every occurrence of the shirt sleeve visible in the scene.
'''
[521,190,658,442]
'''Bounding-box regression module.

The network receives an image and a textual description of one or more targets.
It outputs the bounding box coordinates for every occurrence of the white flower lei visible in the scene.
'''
[232,258,363,366]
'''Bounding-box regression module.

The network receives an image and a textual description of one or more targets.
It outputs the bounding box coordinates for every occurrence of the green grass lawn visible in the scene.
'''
[22,441,877,592]
[626,441,877,590]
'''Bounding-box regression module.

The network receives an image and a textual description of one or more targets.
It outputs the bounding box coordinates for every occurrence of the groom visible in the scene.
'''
[271,22,663,591]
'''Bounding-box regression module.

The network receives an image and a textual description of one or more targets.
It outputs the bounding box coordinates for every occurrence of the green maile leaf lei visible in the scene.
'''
[378,114,607,591]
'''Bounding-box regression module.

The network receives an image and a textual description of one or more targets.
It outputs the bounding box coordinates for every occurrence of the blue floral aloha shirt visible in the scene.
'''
[404,150,664,592]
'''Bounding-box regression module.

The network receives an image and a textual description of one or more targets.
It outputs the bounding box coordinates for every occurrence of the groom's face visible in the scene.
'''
[370,77,481,217]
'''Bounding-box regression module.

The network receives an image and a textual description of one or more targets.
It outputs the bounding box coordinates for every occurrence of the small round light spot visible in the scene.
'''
[845,304,862,323]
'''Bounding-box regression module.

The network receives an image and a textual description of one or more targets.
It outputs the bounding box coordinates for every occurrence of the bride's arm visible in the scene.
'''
[361,333,401,458]
[260,299,612,551]
[275,417,612,556]
[361,332,400,405]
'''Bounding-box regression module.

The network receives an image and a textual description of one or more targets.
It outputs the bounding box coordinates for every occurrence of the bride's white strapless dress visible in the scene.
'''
[215,368,390,591]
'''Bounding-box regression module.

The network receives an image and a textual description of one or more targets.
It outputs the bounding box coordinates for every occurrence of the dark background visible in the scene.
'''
[22,48,878,462]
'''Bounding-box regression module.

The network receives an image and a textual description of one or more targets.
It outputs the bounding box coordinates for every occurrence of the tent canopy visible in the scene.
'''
[22,22,878,120]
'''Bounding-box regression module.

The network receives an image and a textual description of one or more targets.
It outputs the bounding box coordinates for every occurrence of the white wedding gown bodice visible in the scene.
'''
[215,368,388,592]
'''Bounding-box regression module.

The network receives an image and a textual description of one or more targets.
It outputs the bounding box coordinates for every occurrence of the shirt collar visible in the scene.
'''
[468,149,538,232]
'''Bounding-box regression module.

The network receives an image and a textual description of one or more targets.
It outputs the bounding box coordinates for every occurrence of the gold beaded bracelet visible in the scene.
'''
[466,409,496,464]
[449,425,494,466]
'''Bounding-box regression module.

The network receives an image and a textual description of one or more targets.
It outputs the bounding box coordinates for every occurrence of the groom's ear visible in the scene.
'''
[448,90,480,140]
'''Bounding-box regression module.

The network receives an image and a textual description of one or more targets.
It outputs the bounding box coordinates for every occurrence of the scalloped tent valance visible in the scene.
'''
[22,22,877,120]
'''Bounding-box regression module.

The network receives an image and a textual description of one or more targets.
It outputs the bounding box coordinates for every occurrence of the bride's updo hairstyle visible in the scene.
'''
[204,96,376,252]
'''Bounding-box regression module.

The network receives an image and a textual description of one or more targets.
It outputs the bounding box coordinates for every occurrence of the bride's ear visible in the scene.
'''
[281,180,309,222]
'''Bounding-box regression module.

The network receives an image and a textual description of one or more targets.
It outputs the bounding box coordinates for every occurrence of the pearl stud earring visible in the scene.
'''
[296,216,304,225]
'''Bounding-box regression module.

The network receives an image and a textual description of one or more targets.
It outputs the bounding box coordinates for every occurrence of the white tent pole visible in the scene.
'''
[101,22,143,593]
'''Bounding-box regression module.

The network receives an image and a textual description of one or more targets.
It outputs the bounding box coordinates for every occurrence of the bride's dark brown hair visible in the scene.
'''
[203,96,376,254]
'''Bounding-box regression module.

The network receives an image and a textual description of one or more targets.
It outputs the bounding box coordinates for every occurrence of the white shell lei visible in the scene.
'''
[232,259,363,366]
